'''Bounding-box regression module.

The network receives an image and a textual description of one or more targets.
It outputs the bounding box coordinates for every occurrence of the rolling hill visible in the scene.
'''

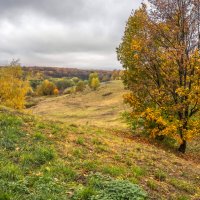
[29,80,128,129]
[0,81,200,199]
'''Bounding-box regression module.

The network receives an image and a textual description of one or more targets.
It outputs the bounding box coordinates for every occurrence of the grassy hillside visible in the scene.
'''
[0,107,200,200]
[29,80,128,128]
[1,80,200,200]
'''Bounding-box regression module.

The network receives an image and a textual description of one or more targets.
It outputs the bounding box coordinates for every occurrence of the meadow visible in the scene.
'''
[0,103,199,200]
[0,70,200,199]
[23,80,200,199]
[28,80,128,129]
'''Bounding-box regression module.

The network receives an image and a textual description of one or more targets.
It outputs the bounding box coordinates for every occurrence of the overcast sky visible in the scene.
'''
[0,0,142,69]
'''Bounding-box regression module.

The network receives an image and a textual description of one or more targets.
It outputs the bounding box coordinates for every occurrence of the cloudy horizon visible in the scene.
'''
[0,0,142,69]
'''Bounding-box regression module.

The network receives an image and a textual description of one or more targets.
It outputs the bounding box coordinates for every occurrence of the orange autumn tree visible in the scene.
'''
[0,61,30,109]
[117,1,200,153]
[36,80,59,96]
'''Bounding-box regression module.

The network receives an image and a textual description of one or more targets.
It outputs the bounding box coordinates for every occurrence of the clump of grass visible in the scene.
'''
[28,175,67,200]
[0,192,11,200]
[72,186,96,200]
[0,163,22,181]
[92,138,103,145]
[68,124,78,133]
[131,165,146,178]
[33,132,46,140]
[154,170,167,181]
[147,179,158,190]
[0,114,24,151]
[128,177,139,184]
[72,148,85,159]
[0,131,19,150]
[76,137,85,145]
[21,146,56,167]
[82,161,98,171]
[114,155,122,161]
[50,123,62,134]
[44,162,77,182]
[21,153,35,167]
[170,178,196,194]
[95,145,108,153]
[101,165,125,177]
[36,122,46,129]
[125,158,133,166]
[177,195,191,200]
[34,146,56,165]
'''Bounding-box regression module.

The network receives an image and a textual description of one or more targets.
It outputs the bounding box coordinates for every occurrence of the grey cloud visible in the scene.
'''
[0,0,142,69]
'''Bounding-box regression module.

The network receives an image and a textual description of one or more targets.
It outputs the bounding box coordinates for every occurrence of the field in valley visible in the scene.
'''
[29,80,128,129]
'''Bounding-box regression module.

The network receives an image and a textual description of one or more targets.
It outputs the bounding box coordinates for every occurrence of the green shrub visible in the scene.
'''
[36,80,57,96]
[64,86,76,94]
[55,78,74,91]
[72,77,80,84]
[88,73,100,90]
[72,173,147,200]
[90,77,100,90]
[76,81,86,92]
[91,180,147,200]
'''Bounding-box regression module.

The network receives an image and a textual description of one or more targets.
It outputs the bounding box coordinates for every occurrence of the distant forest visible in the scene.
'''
[22,66,113,80]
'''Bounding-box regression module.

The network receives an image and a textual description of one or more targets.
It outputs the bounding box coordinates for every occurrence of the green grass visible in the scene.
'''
[131,165,147,178]
[101,165,126,177]
[154,169,167,181]
[170,179,196,194]
[147,180,158,190]
[0,110,68,199]
[71,173,147,200]
[0,107,199,199]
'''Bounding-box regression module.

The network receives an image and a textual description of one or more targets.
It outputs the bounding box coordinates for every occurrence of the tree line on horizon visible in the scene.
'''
[0,61,123,109]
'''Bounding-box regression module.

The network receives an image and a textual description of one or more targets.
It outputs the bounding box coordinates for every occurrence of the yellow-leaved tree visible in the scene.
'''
[88,72,100,90]
[117,1,200,153]
[0,60,30,109]
[36,80,58,96]
[91,77,100,90]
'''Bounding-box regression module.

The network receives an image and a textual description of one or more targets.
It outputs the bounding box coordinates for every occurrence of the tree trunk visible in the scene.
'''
[178,140,186,153]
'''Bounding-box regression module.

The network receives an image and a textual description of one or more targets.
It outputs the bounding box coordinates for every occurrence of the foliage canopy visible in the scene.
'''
[117,1,200,153]
[37,80,58,96]
[89,73,100,90]
[0,61,30,109]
